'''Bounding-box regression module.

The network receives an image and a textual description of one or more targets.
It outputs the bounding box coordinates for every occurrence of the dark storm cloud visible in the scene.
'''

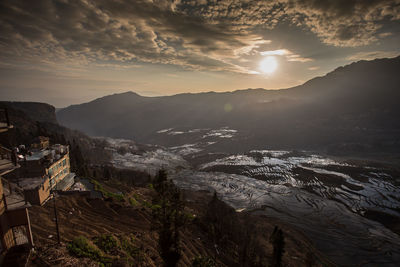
[284,0,400,46]
[178,0,400,46]
[0,0,399,73]
[0,0,261,73]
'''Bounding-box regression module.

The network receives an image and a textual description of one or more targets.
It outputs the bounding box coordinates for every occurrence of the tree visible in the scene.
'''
[68,140,88,177]
[152,170,186,267]
[269,226,285,267]
[103,165,112,180]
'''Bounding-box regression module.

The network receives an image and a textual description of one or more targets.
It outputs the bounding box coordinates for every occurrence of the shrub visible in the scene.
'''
[91,179,125,201]
[121,235,140,259]
[95,234,119,254]
[67,236,103,261]
[192,256,216,267]
[67,236,113,265]
[129,197,138,206]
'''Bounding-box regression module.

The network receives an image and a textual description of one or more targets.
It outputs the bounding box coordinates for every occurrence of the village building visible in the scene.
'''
[20,176,51,206]
[8,141,76,206]
[0,109,34,257]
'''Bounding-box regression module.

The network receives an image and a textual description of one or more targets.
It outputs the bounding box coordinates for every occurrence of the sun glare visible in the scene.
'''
[260,56,278,74]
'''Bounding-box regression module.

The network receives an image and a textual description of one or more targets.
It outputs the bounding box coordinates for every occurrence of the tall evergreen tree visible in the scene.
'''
[152,170,186,267]
[269,226,285,267]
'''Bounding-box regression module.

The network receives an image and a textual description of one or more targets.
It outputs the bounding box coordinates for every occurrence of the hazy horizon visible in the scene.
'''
[1,0,400,107]
[2,55,400,109]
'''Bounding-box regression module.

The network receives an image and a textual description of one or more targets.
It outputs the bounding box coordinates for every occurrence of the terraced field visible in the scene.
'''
[106,132,400,266]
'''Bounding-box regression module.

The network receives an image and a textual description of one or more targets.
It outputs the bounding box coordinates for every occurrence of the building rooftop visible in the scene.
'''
[24,144,68,163]
[18,177,45,190]
[2,180,31,210]
[25,150,51,161]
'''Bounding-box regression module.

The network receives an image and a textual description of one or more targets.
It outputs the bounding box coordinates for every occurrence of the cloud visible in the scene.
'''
[0,0,399,75]
[177,0,400,47]
[346,51,400,61]
[308,66,320,71]
[0,0,269,74]
[281,0,400,46]
[378,32,393,38]
[260,49,312,62]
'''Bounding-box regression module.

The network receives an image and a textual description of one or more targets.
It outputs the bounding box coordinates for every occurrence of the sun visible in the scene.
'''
[259,56,278,74]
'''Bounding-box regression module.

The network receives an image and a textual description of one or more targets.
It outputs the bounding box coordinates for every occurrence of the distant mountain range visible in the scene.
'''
[57,56,400,155]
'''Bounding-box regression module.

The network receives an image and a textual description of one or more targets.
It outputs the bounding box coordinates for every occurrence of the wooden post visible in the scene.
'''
[25,208,34,247]
[3,193,7,211]
[53,192,61,244]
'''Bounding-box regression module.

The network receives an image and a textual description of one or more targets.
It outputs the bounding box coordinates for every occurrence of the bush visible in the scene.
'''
[129,197,138,206]
[120,235,141,259]
[192,256,216,267]
[95,234,119,254]
[67,236,103,261]
[91,179,125,202]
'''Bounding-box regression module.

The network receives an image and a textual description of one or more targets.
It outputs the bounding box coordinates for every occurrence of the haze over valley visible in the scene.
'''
[57,56,400,156]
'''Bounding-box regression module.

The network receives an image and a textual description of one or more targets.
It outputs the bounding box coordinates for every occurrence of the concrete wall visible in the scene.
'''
[23,177,50,206]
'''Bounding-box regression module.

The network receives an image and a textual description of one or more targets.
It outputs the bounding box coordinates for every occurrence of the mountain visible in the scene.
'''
[0,101,58,124]
[0,101,112,166]
[57,56,400,155]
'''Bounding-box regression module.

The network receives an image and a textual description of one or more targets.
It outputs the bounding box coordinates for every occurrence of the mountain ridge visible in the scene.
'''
[58,55,400,111]
[57,56,400,154]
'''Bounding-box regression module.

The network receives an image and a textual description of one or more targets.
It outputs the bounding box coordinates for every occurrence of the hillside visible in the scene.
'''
[0,101,112,166]
[0,101,58,124]
[57,56,400,155]
[0,106,333,266]
[28,181,332,267]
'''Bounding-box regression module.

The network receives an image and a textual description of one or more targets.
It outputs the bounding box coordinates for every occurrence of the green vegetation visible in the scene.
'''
[192,256,216,267]
[68,234,143,266]
[67,236,111,265]
[152,169,187,267]
[95,234,119,254]
[129,197,138,206]
[120,234,141,260]
[91,179,125,201]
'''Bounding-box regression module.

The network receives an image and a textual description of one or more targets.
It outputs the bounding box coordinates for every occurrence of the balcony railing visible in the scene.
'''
[0,145,12,161]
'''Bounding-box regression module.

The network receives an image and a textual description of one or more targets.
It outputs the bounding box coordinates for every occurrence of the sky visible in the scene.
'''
[0,0,399,107]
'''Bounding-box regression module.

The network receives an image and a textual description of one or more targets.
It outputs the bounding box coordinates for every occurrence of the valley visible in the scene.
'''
[104,127,400,266]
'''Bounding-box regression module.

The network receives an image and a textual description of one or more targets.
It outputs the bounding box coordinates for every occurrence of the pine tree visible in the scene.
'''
[152,170,186,267]
[269,226,285,267]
